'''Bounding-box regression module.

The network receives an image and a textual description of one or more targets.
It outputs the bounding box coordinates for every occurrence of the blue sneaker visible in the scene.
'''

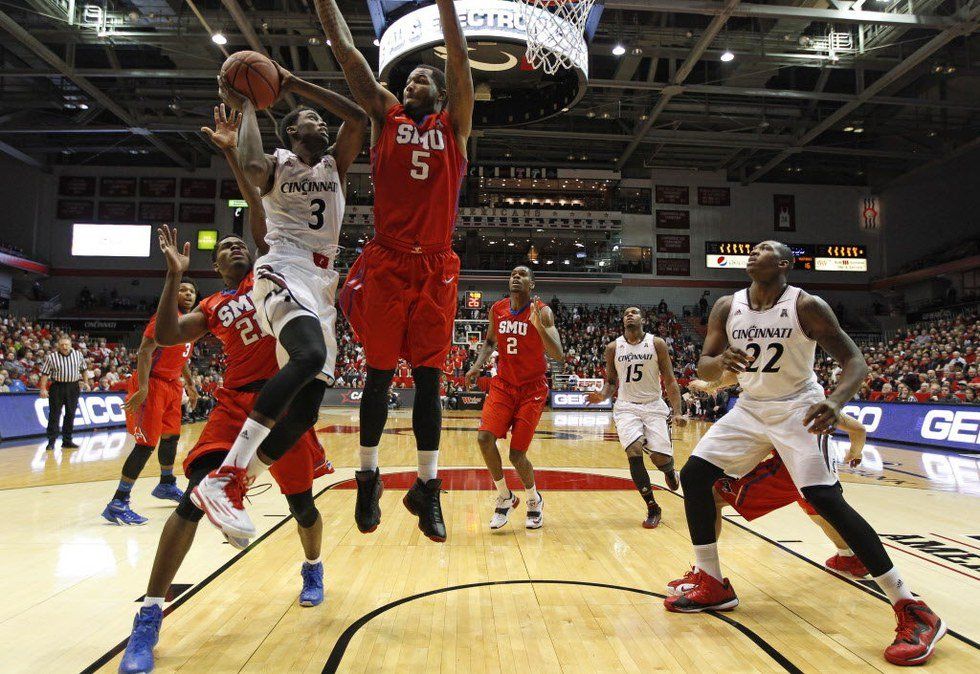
[119,604,162,673]
[299,561,324,607]
[102,499,148,525]
[150,482,184,502]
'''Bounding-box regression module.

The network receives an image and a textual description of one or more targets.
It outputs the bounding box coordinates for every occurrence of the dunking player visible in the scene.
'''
[465,266,563,530]
[190,66,367,541]
[118,227,334,674]
[677,374,870,579]
[101,280,198,525]
[664,241,945,666]
[587,307,685,528]
[317,0,474,541]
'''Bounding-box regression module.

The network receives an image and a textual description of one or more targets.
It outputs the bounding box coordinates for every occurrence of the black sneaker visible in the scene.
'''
[46,442,55,451]
[664,469,680,491]
[403,478,446,542]
[354,469,383,533]
[643,503,662,529]
[62,441,80,449]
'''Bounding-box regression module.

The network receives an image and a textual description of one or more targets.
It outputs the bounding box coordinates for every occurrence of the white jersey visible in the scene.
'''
[726,285,822,402]
[262,148,344,254]
[614,333,664,405]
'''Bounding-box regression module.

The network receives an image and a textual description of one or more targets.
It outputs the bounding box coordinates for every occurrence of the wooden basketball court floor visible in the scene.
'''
[1,409,978,673]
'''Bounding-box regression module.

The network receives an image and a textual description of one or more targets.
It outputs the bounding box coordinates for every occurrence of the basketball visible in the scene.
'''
[220,50,281,110]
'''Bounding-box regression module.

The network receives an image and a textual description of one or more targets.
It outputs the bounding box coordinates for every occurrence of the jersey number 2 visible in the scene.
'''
[410,151,430,180]
[308,198,325,230]
[505,336,518,355]
[236,317,262,346]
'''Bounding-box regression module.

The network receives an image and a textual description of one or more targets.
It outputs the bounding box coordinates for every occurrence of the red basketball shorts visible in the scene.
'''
[183,387,327,496]
[714,455,816,520]
[479,377,549,452]
[125,375,182,447]
[339,240,460,370]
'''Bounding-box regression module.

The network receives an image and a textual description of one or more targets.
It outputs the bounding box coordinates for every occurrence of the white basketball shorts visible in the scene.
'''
[252,244,338,385]
[693,395,838,489]
[613,399,673,456]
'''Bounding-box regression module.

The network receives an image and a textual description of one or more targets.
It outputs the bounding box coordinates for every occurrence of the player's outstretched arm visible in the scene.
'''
[465,313,498,388]
[837,412,867,466]
[202,104,269,255]
[654,338,686,426]
[435,0,474,146]
[588,342,618,404]
[313,0,398,126]
[799,293,869,434]
[529,301,563,362]
[697,295,751,381]
[277,66,369,178]
[123,335,156,414]
[154,226,209,347]
[236,100,277,195]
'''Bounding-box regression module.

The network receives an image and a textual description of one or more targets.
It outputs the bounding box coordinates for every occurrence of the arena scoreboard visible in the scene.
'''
[705,242,866,272]
[465,291,483,309]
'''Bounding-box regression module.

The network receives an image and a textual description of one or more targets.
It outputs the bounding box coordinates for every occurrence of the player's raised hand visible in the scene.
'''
[273,61,295,94]
[803,399,841,435]
[201,104,242,151]
[720,346,753,373]
[158,225,190,275]
[672,413,688,428]
[217,75,246,110]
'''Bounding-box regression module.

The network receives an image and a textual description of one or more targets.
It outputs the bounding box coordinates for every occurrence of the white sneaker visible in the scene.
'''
[526,493,544,529]
[190,465,256,538]
[489,491,520,530]
[223,532,251,550]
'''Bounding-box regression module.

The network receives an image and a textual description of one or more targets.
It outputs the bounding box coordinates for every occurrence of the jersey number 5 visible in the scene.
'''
[625,363,644,382]
[308,198,325,230]
[411,150,430,181]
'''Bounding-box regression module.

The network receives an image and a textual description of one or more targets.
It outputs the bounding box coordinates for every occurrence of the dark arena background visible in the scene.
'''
[0,0,978,672]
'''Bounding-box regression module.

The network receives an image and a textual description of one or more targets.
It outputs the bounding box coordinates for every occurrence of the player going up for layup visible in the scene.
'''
[317,0,474,542]
[466,266,563,530]
[191,66,367,541]
[588,307,686,529]
[664,241,945,667]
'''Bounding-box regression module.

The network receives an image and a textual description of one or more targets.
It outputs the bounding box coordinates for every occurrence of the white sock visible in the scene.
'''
[493,477,510,498]
[838,547,855,557]
[418,450,439,482]
[143,596,165,609]
[246,453,271,481]
[359,446,379,472]
[874,567,914,605]
[526,487,539,504]
[693,543,723,582]
[305,556,321,566]
[222,418,271,469]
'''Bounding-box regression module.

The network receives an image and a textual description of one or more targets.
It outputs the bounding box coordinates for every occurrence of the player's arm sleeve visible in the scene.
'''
[313,0,399,122]
[798,293,869,406]
[697,295,734,382]
[435,0,474,143]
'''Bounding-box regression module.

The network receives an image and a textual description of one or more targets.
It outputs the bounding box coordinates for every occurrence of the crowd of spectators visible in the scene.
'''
[76,286,157,313]
[0,241,25,258]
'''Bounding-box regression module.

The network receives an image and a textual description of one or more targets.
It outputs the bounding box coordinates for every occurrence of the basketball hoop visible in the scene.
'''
[516,0,596,75]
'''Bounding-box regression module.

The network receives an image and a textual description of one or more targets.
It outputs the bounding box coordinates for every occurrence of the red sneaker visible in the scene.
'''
[664,570,738,612]
[884,599,946,666]
[825,553,869,578]
[666,567,699,596]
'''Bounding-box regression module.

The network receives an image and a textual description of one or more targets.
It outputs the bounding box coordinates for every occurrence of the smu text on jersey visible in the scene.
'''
[216,293,255,327]
[395,125,446,151]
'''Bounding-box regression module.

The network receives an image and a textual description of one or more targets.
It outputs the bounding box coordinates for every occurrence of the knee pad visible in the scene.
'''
[364,367,395,395]
[157,436,179,466]
[122,443,155,481]
[286,490,319,529]
[280,316,328,375]
[175,495,205,522]
[800,483,844,515]
[680,455,724,491]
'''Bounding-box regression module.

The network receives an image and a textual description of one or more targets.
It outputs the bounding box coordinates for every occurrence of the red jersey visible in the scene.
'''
[197,271,278,390]
[491,298,547,386]
[371,104,466,252]
[144,314,193,381]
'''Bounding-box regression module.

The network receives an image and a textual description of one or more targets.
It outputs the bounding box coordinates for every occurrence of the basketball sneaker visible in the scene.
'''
[643,503,662,529]
[664,469,680,491]
[885,599,946,665]
[403,478,446,542]
[490,491,520,530]
[663,570,738,612]
[299,561,324,607]
[118,604,162,673]
[526,493,544,529]
[151,482,184,503]
[190,465,256,538]
[102,499,148,526]
[666,567,699,596]
[354,468,383,534]
[825,553,869,578]
[223,532,251,550]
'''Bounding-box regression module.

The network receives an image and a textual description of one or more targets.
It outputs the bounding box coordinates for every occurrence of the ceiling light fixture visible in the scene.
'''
[612,44,626,56]
[211,32,227,45]
[720,50,735,62]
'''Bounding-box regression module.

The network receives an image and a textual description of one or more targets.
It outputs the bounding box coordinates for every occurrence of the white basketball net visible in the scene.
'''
[515,0,596,75]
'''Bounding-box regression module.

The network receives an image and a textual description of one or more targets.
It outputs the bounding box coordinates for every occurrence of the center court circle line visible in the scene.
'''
[321,579,803,674]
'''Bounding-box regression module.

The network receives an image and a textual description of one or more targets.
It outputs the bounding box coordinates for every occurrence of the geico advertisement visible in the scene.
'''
[840,402,980,450]
[0,392,127,440]
[550,391,612,410]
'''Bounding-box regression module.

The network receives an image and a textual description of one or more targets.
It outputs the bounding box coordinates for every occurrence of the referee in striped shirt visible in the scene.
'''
[39,336,90,450]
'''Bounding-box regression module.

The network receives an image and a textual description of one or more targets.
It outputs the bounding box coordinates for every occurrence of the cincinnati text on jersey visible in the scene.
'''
[730,326,793,340]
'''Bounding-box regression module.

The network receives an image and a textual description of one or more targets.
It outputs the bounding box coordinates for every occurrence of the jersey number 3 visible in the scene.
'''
[308,198,325,230]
